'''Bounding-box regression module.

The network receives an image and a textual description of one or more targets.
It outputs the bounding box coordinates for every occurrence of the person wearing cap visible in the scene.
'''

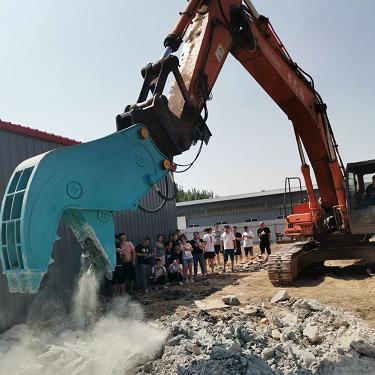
[257,222,271,255]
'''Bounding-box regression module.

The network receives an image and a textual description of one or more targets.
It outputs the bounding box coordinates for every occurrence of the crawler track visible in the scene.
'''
[267,242,306,285]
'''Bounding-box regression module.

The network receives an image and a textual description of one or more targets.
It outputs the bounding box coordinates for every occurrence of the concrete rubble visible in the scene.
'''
[135,293,375,375]
[233,256,269,273]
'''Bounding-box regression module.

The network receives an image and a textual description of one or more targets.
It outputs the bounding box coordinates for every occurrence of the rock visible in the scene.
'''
[222,295,241,306]
[223,327,233,339]
[271,329,281,340]
[303,324,321,344]
[142,361,154,373]
[340,335,359,351]
[271,289,290,304]
[261,302,274,309]
[242,306,265,318]
[350,339,375,358]
[267,358,275,366]
[301,349,316,367]
[167,334,185,346]
[261,347,275,360]
[246,355,274,375]
[293,307,311,322]
[191,344,201,356]
[227,341,242,356]
[241,307,256,316]
[271,315,283,328]
[260,318,269,324]
[232,280,240,285]
[332,317,349,329]
[283,313,298,326]
[234,325,254,343]
[304,299,323,312]
[285,344,316,367]
[281,327,298,343]
[210,344,229,360]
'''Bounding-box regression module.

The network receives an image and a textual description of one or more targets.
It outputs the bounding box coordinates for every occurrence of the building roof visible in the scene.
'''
[176,186,314,207]
[0,120,80,146]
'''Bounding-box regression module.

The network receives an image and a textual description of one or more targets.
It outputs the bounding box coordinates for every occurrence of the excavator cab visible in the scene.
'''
[346,159,375,235]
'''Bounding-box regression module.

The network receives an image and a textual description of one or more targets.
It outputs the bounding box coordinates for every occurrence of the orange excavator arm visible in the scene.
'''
[117,0,348,235]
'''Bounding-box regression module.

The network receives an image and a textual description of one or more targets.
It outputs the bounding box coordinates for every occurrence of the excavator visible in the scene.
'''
[1,0,374,293]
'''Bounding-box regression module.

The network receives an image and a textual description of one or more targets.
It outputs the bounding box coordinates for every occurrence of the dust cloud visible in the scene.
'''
[0,270,166,375]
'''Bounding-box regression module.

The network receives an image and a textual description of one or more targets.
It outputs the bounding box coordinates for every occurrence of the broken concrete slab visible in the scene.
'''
[195,299,231,311]
[271,289,290,304]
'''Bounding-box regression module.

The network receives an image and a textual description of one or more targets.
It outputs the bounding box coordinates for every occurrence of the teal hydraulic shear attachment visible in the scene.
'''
[0,124,170,293]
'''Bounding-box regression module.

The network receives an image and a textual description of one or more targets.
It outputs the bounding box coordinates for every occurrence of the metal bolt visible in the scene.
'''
[161,159,171,170]
[139,127,149,140]
[97,210,110,223]
[66,181,83,199]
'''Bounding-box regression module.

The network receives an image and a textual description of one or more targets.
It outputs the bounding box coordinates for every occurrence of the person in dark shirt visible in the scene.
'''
[190,231,205,277]
[135,237,152,293]
[365,175,375,204]
[170,233,181,263]
[165,234,174,267]
[233,226,243,263]
[257,222,271,255]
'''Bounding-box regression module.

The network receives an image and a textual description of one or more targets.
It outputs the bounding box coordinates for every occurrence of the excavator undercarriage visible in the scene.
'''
[268,235,375,285]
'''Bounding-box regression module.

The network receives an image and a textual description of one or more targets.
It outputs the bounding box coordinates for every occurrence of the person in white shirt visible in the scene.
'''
[167,259,184,285]
[242,226,254,258]
[220,225,236,273]
[203,228,215,274]
[211,224,223,265]
[151,258,168,290]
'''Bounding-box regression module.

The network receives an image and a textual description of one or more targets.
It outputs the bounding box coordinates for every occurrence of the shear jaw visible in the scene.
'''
[0,124,169,293]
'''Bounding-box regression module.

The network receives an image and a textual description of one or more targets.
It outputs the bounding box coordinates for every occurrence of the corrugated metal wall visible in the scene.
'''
[0,128,176,332]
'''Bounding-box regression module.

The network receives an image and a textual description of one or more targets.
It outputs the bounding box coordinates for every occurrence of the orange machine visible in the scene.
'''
[117,0,375,283]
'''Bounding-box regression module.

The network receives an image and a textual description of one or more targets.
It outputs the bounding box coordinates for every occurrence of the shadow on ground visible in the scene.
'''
[291,261,375,288]
[131,272,249,320]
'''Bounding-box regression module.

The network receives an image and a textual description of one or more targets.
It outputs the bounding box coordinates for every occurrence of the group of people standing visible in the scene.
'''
[112,222,272,295]
[211,221,271,271]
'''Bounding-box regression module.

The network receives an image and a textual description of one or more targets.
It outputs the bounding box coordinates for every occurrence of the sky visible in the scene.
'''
[1,1,374,196]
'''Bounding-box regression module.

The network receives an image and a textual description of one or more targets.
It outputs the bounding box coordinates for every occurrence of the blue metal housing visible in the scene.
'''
[0,124,168,293]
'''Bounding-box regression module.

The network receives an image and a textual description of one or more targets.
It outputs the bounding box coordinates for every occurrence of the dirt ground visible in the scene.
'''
[137,246,375,327]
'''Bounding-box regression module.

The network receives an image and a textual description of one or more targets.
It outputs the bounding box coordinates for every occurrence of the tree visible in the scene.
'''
[176,184,219,202]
